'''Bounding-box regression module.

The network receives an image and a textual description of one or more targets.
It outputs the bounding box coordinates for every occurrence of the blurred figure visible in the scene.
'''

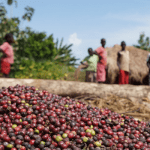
[0,33,14,78]
[80,48,98,82]
[92,38,107,83]
[147,53,150,85]
[117,41,130,84]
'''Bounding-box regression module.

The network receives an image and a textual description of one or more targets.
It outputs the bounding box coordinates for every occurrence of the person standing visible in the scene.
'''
[92,38,107,83]
[80,48,91,66]
[146,53,150,86]
[0,33,14,78]
[117,41,130,84]
[80,48,98,82]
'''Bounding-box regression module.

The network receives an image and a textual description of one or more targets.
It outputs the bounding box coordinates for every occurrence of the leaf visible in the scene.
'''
[29,73,33,77]
[27,16,30,22]
[64,73,68,77]
[55,38,59,50]
[29,65,34,69]
[19,65,25,70]
[48,73,51,76]
[59,38,63,49]
[7,0,13,5]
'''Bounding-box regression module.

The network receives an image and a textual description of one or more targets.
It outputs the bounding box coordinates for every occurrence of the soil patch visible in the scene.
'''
[74,94,150,122]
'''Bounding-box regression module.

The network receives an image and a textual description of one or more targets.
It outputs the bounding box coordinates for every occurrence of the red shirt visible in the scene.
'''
[96,46,107,66]
[0,42,14,64]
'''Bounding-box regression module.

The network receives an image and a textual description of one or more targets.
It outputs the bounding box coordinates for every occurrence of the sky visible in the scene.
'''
[1,0,150,64]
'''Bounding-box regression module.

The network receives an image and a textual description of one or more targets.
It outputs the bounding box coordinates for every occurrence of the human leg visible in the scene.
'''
[85,71,88,82]
[98,81,104,84]
[96,64,106,83]
[119,70,125,84]
[89,71,93,82]
[2,73,9,78]
[93,72,97,82]
[125,71,129,84]
[149,70,150,86]
[86,71,93,82]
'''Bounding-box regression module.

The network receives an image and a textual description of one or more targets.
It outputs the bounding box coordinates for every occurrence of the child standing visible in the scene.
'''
[117,41,130,84]
[147,53,150,85]
[81,48,99,82]
[0,33,14,78]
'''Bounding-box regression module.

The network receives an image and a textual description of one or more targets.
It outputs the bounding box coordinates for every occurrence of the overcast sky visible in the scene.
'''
[2,0,150,63]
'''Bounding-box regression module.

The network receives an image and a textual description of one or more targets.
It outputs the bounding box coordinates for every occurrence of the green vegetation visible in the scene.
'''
[9,59,85,81]
[15,29,79,65]
[134,32,150,51]
[9,59,75,80]
[0,1,81,81]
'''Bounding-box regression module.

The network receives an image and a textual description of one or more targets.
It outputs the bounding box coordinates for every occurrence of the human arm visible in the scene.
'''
[80,56,90,64]
[80,61,89,67]
[147,54,150,68]
[93,50,102,62]
[0,48,4,53]
[117,52,120,69]
[129,70,131,75]
[0,48,7,58]
[80,61,84,64]
[93,51,101,58]
[147,57,150,68]
[0,42,10,58]
[92,51,98,55]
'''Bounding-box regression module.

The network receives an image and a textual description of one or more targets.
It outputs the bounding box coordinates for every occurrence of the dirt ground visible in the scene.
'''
[74,94,150,122]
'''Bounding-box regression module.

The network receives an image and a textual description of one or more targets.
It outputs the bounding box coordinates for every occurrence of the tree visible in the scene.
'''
[6,0,34,21]
[0,1,78,68]
[15,29,56,62]
[0,0,34,54]
[0,1,34,43]
[7,0,16,5]
[0,4,20,58]
[134,32,150,51]
[15,29,79,66]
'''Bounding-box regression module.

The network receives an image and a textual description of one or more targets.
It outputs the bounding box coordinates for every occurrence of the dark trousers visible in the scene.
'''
[85,71,96,82]
[149,70,150,86]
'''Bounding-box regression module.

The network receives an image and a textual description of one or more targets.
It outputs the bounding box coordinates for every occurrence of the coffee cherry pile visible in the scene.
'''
[0,84,150,150]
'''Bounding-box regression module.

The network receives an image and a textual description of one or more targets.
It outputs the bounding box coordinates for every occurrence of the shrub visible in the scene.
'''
[9,59,76,80]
